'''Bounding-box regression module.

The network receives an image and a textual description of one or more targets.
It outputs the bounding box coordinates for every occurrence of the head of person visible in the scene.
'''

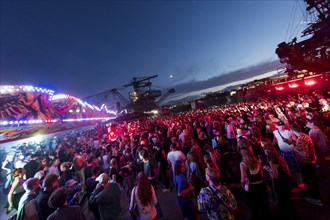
[60,162,69,172]
[5,153,15,162]
[48,187,68,209]
[73,156,85,170]
[264,147,280,164]
[306,119,316,129]
[260,137,272,148]
[95,173,109,185]
[170,143,177,151]
[203,144,213,153]
[124,148,131,158]
[136,172,152,206]
[110,158,117,167]
[91,166,101,177]
[191,139,199,146]
[52,158,60,167]
[237,136,251,152]
[205,167,221,186]
[171,137,177,143]
[203,154,217,169]
[174,159,185,175]
[276,121,285,130]
[289,123,301,134]
[138,149,149,162]
[43,173,60,190]
[152,136,159,144]
[40,156,47,164]
[11,168,25,177]
[65,179,78,191]
[240,147,259,170]
[187,151,197,163]
[17,153,24,161]
[34,170,46,183]
[23,177,40,192]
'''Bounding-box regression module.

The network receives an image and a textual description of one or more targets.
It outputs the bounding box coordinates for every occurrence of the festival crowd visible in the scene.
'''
[1,91,329,220]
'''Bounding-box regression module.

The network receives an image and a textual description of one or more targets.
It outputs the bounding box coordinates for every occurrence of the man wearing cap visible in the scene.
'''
[16,178,40,220]
[89,173,121,220]
[273,121,302,185]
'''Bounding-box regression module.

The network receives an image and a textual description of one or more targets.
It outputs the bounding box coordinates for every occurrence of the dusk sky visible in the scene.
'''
[0,1,306,104]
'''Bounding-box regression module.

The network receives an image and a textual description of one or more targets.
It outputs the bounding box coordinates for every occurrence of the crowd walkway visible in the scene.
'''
[2,155,329,220]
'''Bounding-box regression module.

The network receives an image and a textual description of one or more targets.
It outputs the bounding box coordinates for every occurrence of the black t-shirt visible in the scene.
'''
[60,170,73,187]
[85,177,98,198]
[24,160,39,179]
[58,149,69,164]
[155,148,168,169]
[84,166,93,180]
[109,167,123,184]
[36,191,56,220]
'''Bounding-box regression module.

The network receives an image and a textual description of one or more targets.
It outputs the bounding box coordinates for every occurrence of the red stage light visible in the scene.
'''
[289,83,298,88]
[305,80,315,85]
[275,87,284,90]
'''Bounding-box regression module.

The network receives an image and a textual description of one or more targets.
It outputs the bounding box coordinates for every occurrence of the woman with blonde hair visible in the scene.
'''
[129,172,158,220]
[7,168,26,213]
[240,147,271,220]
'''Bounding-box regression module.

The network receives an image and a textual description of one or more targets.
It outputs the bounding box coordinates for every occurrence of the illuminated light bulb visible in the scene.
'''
[275,87,284,91]
[305,80,315,85]
[9,121,14,125]
[289,83,298,88]
[2,121,8,126]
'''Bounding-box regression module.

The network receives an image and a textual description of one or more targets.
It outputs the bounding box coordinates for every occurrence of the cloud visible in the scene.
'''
[164,60,284,103]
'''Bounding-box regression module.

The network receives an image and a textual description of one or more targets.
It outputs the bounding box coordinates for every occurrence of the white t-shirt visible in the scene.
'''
[273,129,294,152]
[167,150,186,172]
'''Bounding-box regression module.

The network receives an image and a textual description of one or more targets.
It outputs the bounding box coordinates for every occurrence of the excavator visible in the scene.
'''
[83,75,175,115]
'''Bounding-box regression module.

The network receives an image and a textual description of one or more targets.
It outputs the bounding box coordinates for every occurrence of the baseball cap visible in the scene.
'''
[65,179,78,187]
[95,173,109,183]
[276,121,285,126]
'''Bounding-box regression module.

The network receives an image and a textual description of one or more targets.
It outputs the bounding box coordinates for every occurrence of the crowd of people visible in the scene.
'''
[1,90,329,220]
